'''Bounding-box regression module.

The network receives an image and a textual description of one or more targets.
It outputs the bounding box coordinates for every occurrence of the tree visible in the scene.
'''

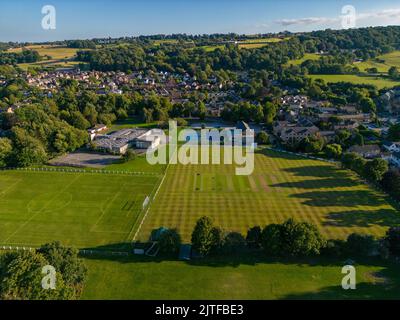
[246,226,262,248]
[255,131,269,145]
[12,127,47,167]
[325,143,342,159]
[142,108,153,123]
[279,218,326,256]
[70,111,91,130]
[384,227,400,256]
[221,232,246,254]
[304,135,324,153]
[0,250,73,300]
[341,152,366,175]
[37,241,87,297]
[263,102,277,126]
[345,233,376,256]
[382,170,400,199]
[360,97,376,113]
[191,216,219,256]
[123,149,136,162]
[352,133,364,146]
[0,137,12,167]
[158,229,182,255]
[364,158,388,182]
[388,123,400,141]
[197,102,207,120]
[388,66,399,80]
[261,224,283,256]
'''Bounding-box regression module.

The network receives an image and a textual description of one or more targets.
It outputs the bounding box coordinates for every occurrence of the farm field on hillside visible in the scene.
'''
[8,45,83,70]
[137,148,399,242]
[354,50,400,73]
[287,53,322,66]
[0,170,160,250]
[309,74,400,89]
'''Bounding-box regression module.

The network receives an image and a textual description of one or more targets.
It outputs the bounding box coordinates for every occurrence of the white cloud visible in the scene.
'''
[273,7,400,28]
[275,17,338,27]
[358,8,400,20]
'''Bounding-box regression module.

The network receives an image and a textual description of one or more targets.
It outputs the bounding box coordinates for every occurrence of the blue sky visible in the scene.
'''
[1,0,400,42]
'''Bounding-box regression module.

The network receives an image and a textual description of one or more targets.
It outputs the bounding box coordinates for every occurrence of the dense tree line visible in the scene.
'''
[0,50,40,65]
[157,215,400,260]
[66,40,97,49]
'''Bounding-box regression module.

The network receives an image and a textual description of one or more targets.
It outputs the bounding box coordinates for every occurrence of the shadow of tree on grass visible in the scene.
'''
[324,209,400,228]
[290,190,387,208]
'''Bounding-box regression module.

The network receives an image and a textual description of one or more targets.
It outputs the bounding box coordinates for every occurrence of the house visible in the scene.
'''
[92,128,162,154]
[333,121,359,131]
[6,105,20,114]
[88,124,107,135]
[389,152,400,167]
[319,131,336,142]
[379,88,400,113]
[273,119,319,143]
[280,126,319,143]
[382,141,400,153]
[347,144,381,158]
[92,128,148,154]
[135,129,163,150]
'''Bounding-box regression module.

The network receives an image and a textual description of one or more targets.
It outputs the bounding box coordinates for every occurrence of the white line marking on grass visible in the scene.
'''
[0,178,22,198]
[90,181,128,232]
[131,172,168,241]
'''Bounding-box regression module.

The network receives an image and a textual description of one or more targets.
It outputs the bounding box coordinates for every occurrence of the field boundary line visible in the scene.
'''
[0,245,129,256]
[1,166,161,177]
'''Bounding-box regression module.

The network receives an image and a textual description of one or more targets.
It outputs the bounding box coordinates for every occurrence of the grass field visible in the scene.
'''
[0,170,160,250]
[8,45,82,70]
[137,148,399,242]
[353,50,400,73]
[81,255,400,299]
[237,37,289,49]
[287,53,321,66]
[309,74,400,89]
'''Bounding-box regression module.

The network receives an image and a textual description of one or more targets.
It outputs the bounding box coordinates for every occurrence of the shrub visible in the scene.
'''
[384,227,400,256]
[246,226,262,248]
[325,143,342,159]
[256,131,269,145]
[122,149,136,162]
[221,232,246,254]
[345,233,376,257]
[158,228,182,255]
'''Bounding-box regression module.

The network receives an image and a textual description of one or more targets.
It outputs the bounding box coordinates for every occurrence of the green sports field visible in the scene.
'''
[0,170,160,250]
[81,255,400,299]
[137,148,399,242]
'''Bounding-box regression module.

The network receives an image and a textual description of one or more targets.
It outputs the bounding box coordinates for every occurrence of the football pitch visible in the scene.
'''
[137,148,400,242]
[0,148,398,249]
[0,170,160,250]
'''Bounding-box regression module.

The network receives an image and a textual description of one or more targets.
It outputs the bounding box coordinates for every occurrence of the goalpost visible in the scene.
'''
[142,196,150,209]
